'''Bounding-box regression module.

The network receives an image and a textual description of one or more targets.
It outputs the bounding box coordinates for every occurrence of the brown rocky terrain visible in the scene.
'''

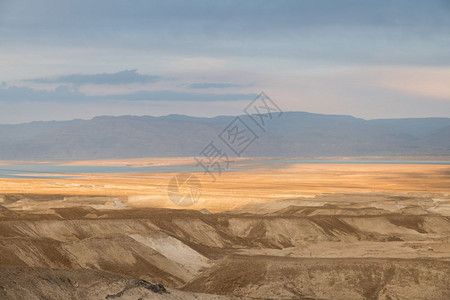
[0,161,449,299]
[0,191,449,299]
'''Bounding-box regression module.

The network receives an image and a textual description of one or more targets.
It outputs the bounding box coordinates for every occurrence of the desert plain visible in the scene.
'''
[0,158,449,299]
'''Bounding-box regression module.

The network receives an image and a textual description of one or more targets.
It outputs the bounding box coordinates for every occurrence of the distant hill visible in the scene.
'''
[0,112,449,160]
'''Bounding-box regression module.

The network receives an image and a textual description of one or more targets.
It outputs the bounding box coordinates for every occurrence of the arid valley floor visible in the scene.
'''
[0,158,449,299]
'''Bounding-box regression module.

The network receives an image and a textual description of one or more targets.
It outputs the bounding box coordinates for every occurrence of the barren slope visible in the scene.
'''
[0,193,449,299]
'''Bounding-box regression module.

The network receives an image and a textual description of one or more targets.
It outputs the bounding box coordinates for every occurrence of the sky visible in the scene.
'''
[0,0,449,123]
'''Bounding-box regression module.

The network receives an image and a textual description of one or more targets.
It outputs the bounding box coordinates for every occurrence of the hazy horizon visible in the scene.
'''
[2,109,450,126]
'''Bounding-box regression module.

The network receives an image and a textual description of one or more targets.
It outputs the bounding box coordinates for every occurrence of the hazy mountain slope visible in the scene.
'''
[369,118,450,138]
[0,112,449,159]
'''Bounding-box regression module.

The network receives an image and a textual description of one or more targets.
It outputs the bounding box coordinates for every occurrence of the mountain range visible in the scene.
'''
[0,112,449,160]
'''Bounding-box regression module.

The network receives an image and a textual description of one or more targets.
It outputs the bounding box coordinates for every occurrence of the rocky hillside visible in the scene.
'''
[0,193,449,299]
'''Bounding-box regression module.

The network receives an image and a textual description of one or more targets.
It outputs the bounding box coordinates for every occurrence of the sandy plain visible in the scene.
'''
[1,160,449,211]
